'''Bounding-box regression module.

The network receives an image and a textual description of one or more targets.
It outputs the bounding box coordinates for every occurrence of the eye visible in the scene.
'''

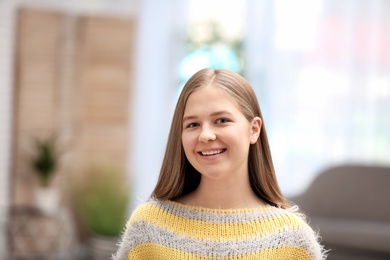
[186,122,199,128]
[216,118,230,124]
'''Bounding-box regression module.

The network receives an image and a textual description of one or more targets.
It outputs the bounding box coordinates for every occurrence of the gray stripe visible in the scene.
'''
[148,199,291,224]
[123,221,319,258]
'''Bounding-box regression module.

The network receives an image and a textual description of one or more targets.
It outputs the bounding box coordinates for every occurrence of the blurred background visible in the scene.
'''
[0,0,389,259]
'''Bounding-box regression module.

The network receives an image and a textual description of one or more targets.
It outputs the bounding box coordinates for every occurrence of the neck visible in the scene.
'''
[180,176,265,209]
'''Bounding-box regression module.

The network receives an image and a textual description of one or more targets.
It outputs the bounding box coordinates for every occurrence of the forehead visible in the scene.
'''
[183,85,241,114]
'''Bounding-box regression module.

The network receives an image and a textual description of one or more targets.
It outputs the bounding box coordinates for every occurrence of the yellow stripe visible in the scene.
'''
[127,243,313,260]
[129,204,310,241]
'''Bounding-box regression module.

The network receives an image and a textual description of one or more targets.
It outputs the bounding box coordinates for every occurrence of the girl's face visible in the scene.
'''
[181,85,261,182]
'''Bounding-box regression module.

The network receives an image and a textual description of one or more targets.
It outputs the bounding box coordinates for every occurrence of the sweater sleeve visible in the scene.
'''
[112,205,145,260]
[287,208,328,260]
[301,221,327,260]
[112,220,133,260]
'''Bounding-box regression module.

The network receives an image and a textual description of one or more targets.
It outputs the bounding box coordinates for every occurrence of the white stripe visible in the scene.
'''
[121,221,319,258]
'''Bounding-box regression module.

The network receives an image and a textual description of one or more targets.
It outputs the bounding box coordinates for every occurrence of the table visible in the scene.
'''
[9,206,76,259]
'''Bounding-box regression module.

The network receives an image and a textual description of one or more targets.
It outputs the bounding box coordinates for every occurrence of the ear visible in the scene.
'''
[250,117,262,144]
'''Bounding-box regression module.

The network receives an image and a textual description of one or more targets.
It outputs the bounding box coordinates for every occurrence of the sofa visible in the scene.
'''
[289,164,390,260]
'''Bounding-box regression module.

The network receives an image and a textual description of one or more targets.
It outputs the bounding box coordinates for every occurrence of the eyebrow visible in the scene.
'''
[182,110,233,122]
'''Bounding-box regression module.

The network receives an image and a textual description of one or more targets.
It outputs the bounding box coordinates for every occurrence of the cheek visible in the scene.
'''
[181,133,193,154]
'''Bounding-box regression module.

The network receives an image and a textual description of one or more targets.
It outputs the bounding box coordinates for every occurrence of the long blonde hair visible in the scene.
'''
[151,68,289,208]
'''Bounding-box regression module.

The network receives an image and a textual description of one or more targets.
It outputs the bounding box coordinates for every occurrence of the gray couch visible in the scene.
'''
[289,164,390,260]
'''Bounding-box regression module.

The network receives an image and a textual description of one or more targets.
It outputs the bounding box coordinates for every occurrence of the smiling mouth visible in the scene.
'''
[199,149,226,156]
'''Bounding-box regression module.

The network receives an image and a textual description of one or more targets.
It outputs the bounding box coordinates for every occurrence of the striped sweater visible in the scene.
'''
[113,198,325,260]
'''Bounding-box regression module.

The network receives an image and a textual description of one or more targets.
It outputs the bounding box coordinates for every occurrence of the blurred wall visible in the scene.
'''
[0,0,139,256]
[11,7,135,207]
[0,1,16,257]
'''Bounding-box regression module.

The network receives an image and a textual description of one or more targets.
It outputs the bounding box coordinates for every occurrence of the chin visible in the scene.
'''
[199,170,227,180]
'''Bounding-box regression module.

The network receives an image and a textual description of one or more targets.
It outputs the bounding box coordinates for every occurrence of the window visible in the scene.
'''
[180,0,246,88]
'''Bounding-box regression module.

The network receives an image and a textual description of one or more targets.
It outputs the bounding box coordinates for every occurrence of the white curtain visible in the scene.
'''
[129,0,188,211]
[245,0,390,196]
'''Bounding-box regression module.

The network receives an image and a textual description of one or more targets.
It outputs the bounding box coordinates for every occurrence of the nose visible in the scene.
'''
[198,125,216,143]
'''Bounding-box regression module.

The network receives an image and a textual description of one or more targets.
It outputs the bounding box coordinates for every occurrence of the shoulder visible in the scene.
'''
[113,199,167,259]
[273,206,326,260]
[117,199,180,249]
[278,206,313,227]
[127,199,157,223]
[269,205,319,238]
[127,198,173,226]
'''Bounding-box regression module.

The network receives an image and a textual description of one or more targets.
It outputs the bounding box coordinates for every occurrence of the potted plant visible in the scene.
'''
[29,135,62,214]
[73,164,130,259]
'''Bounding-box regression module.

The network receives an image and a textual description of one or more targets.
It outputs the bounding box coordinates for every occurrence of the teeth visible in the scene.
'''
[201,149,224,156]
